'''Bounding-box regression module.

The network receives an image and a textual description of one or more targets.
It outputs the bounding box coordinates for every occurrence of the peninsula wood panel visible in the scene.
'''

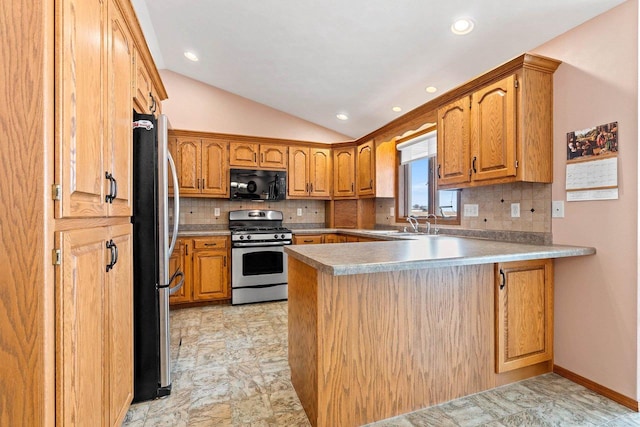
[288,258,319,426]
[289,262,496,427]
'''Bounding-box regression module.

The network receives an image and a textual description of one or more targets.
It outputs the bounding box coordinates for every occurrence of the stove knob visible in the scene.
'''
[281,234,285,239]
[239,235,244,240]
[274,234,279,239]
[247,235,252,240]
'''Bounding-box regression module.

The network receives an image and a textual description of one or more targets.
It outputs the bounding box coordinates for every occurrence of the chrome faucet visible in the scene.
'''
[425,214,439,235]
[406,215,419,233]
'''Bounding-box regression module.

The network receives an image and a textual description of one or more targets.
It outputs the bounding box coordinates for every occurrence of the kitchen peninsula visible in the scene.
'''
[285,236,595,427]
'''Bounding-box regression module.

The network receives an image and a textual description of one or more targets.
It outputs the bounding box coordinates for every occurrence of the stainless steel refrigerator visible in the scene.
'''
[131,112,183,402]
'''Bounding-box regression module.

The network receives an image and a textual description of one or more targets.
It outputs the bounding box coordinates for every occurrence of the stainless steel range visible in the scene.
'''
[229,210,292,305]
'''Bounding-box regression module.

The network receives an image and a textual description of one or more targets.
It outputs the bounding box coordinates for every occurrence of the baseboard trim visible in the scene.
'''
[553,364,638,412]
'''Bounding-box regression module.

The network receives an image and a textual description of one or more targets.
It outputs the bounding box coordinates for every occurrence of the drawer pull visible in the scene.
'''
[499,269,506,290]
[204,243,218,246]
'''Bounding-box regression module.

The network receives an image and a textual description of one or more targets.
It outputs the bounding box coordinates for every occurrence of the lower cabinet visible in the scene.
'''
[170,236,230,305]
[323,233,347,244]
[495,259,553,373]
[56,223,133,427]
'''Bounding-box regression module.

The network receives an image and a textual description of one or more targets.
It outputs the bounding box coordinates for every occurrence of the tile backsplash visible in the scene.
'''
[376,182,552,233]
[176,198,325,226]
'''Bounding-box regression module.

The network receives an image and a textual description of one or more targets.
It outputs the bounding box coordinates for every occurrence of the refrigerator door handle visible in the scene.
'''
[167,152,180,257]
[168,268,185,295]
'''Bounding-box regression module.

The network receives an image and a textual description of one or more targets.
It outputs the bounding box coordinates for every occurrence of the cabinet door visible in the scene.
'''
[201,139,229,197]
[57,226,108,426]
[133,46,152,114]
[310,148,332,198]
[356,140,375,196]
[288,147,310,197]
[106,0,132,217]
[333,147,356,198]
[169,240,191,304]
[260,144,287,169]
[495,259,553,373]
[437,97,471,187]
[106,223,133,426]
[57,0,108,218]
[176,138,202,194]
[471,75,517,182]
[229,142,259,167]
[192,249,229,301]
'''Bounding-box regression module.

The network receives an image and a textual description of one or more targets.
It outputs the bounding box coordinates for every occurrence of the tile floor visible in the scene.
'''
[123,302,640,427]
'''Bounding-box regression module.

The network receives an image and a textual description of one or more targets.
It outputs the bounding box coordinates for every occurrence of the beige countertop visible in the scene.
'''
[284,233,595,275]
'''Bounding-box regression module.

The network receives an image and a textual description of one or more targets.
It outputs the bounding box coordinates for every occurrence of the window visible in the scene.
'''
[396,127,460,223]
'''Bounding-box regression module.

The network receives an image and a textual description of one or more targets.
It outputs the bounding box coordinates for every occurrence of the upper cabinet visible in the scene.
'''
[437,54,560,189]
[173,135,229,198]
[56,0,132,218]
[288,146,332,199]
[229,142,287,170]
[333,146,356,199]
[356,140,375,197]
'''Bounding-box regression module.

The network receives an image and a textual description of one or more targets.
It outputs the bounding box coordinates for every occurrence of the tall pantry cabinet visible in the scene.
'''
[0,0,166,425]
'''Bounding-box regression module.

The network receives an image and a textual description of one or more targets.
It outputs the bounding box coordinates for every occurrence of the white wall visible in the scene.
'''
[533,0,639,400]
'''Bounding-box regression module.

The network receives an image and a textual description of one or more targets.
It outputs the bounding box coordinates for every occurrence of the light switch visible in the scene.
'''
[552,200,565,218]
[214,208,220,217]
[389,207,395,217]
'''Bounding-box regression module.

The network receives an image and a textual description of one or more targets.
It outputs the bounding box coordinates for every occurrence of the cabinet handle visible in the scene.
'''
[204,243,217,246]
[472,156,477,174]
[149,91,156,113]
[106,239,118,272]
[370,179,373,189]
[105,172,117,203]
[185,244,189,256]
[254,153,257,163]
[202,178,205,189]
[261,153,264,163]
[351,183,354,192]
[306,183,309,192]
[304,239,313,243]
[310,183,313,193]
[499,269,506,290]
[223,256,227,267]
[437,164,441,179]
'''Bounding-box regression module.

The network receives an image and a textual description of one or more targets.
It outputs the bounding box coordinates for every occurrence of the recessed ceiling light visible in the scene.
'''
[336,113,349,121]
[184,51,199,62]
[425,86,437,93]
[451,18,475,35]
[392,106,402,112]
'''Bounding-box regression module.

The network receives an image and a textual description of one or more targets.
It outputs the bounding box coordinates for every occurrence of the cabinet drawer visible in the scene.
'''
[294,235,324,244]
[192,237,228,249]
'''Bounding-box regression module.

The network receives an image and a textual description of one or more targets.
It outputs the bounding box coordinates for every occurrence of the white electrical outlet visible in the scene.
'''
[214,208,220,217]
[297,208,303,216]
[552,200,565,218]
[511,203,520,218]
[463,204,479,217]
[389,207,395,217]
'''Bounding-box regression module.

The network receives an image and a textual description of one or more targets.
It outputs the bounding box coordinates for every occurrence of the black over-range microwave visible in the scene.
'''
[230,169,286,201]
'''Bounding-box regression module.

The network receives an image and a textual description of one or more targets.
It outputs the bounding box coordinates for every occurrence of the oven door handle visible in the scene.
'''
[232,241,291,248]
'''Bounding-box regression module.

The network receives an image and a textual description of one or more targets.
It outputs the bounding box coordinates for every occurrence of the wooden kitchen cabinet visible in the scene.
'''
[288,146,332,198]
[333,146,356,198]
[495,259,553,373]
[133,45,152,114]
[323,233,346,244]
[56,223,133,427]
[56,0,132,219]
[356,140,375,197]
[230,142,288,169]
[437,55,560,189]
[168,239,191,304]
[173,136,229,197]
[171,236,230,305]
[293,234,324,244]
[192,237,229,301]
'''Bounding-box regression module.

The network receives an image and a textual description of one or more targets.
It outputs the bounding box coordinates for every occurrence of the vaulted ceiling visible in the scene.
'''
[133,0,627,138]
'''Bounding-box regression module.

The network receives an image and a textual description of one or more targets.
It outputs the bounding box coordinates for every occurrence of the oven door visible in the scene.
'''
[231,245,287,288]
